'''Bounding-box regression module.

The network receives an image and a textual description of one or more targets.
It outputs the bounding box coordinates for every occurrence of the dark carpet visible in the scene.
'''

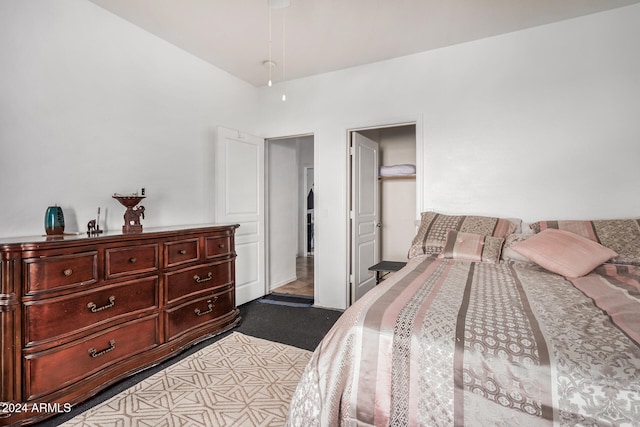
[36,298,343,426]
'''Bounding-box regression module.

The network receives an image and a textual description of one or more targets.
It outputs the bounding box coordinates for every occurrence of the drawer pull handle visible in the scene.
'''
[129,257,137,263]
[87,296,116,313]
[179,249,187,255]
[194,272,213,283]
[63,268,73,276]
[88,339,116,358]
[194,297,218,317]
[218,244,225,248]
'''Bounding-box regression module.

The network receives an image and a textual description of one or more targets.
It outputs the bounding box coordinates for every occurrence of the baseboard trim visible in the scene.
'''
[269,276,298,290]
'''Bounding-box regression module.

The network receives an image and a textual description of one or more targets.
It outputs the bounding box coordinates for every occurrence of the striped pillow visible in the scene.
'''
[529,219,640,265]
[438,230,505,263]
[408,212,517,259]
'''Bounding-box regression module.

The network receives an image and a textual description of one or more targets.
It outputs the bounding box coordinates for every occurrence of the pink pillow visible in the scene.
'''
[512,229,618,278]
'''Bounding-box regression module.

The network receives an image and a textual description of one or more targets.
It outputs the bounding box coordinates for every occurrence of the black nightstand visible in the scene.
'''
[368,261,407,284]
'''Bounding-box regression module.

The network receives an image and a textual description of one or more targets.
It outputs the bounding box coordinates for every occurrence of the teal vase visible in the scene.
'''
[44,206,65,235]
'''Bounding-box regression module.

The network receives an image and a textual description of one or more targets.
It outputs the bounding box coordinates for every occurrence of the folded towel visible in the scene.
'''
[379,164,416,177]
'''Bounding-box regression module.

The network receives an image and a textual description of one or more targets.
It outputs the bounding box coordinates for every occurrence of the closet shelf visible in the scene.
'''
[378,174,416,181]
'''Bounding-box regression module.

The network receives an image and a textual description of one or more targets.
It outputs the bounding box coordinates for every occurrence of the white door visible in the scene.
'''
[351,132,379,303]
[213,127,265,305]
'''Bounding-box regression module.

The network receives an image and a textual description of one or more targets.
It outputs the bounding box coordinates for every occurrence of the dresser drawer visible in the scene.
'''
[205,235,232,259]
[105,244,158,279]
[164,289,234,341]
[164,238,200,268]
[24,251,98,293]
[24,315,159,400]
[24,277,159,345]
[164,261,232,303]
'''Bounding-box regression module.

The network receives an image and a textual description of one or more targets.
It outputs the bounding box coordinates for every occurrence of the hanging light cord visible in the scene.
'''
[282,7,286,101]
[268,4,273,86]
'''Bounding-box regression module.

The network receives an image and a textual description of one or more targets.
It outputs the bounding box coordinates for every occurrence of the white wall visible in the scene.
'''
[257,4,640,309]
[0,0,258,237]
[268,139,298,288]
[2,2,639,311]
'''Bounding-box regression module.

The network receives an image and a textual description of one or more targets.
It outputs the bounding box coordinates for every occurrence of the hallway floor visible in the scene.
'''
[271,256,314,297]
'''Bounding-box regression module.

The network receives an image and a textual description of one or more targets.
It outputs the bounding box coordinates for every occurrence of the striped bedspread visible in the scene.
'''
[287,256,640,426]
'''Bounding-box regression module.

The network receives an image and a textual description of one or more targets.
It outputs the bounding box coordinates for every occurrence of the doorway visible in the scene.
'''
[349,123,417,304]
[267,135,315,298]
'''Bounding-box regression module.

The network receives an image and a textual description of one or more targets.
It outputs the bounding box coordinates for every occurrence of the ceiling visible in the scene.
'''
[88,0,640,87]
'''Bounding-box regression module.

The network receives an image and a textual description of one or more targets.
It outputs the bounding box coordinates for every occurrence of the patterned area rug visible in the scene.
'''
[62,332,311,426]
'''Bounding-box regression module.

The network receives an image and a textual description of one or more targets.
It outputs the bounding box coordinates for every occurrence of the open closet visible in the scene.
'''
[360,124,417,261]
[349,123,417,303]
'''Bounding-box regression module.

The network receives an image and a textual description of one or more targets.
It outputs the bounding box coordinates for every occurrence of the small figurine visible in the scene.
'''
[124,205,145,232]
[87,207,104,236]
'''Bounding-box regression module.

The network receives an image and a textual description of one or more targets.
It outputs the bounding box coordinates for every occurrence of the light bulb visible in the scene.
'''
[282,93,286,101]
[268,79,272,87]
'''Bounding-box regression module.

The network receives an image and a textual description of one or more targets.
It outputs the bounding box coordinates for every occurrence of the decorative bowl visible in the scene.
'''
[112,194,145,208]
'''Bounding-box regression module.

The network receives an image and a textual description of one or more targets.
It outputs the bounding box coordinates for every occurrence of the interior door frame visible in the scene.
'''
[264,132,315,295]
[346,116,423,306]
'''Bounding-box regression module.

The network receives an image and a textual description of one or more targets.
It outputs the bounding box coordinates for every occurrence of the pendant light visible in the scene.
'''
[266,0,290,101]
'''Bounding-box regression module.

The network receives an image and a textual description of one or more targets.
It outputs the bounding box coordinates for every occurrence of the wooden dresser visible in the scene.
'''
[0,224,240,426]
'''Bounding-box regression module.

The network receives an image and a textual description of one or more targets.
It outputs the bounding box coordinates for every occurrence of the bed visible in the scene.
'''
[287,212,640,426]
